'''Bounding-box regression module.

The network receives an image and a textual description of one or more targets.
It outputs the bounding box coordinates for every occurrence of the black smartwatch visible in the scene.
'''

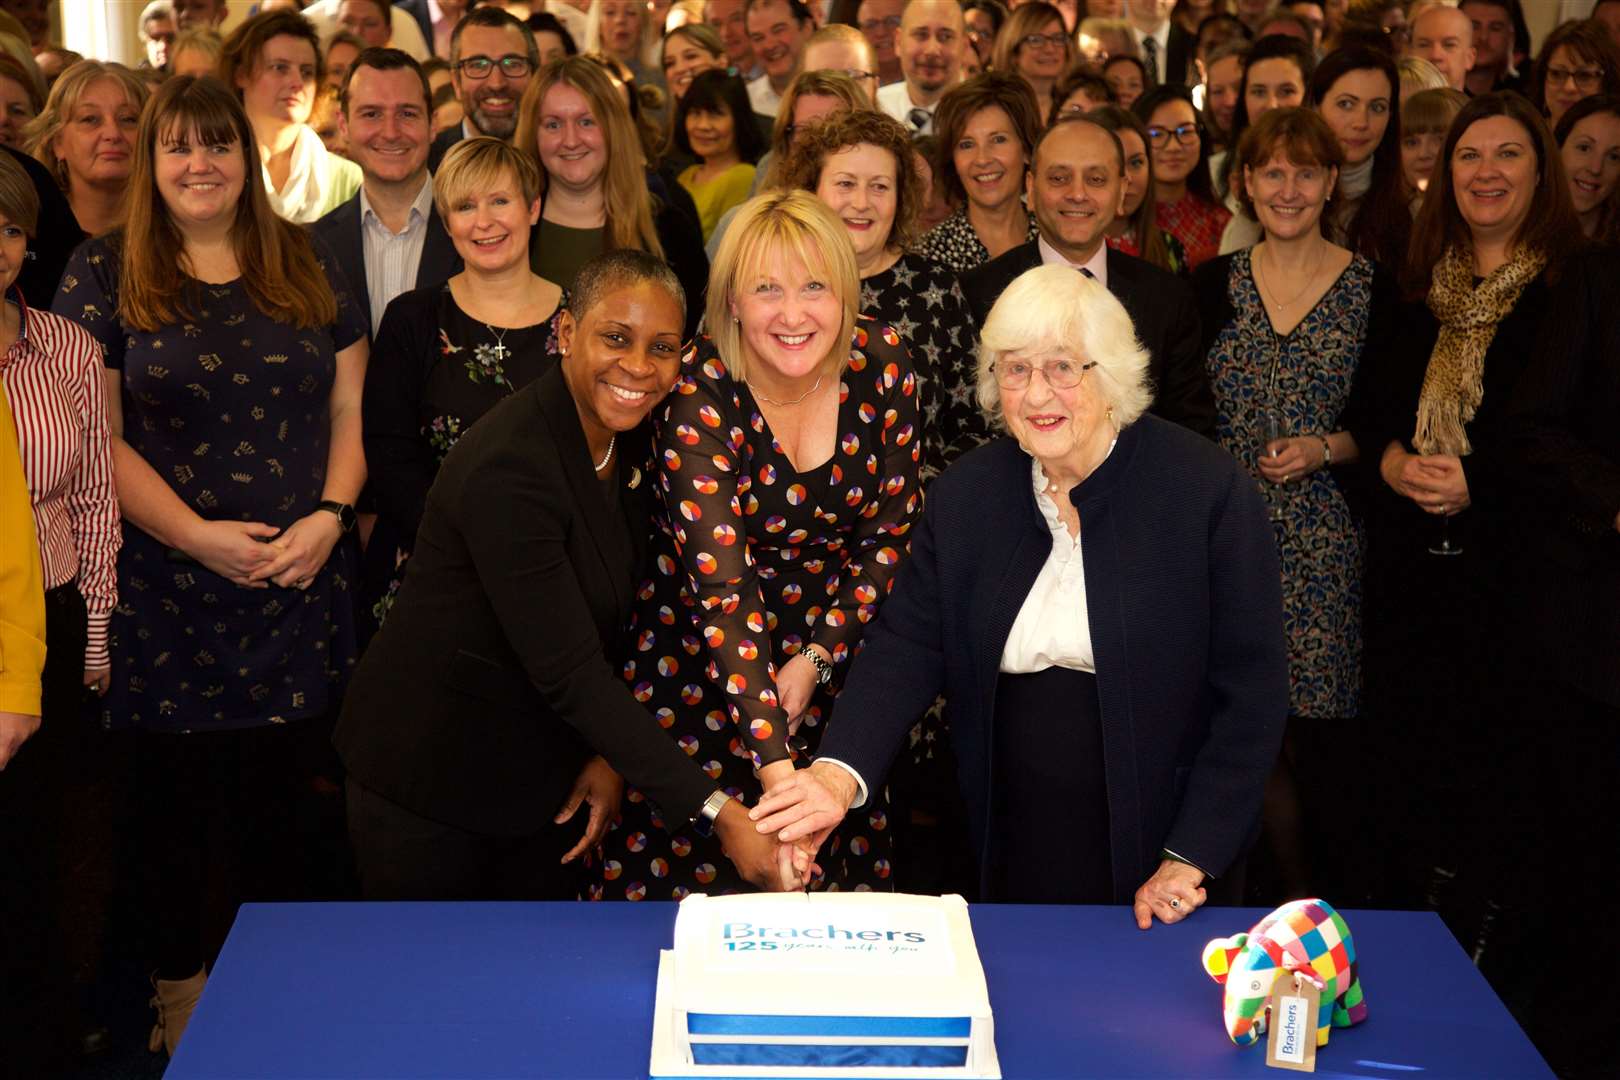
[316,500,357,533]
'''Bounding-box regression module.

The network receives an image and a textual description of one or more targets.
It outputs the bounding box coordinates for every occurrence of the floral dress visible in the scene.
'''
[361,283,567,627]
[593,319,923,900]
[1206,250,1368,719]
[54,234,369,732]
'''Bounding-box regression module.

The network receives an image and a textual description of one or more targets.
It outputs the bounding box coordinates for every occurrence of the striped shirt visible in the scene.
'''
[0,289,119,670]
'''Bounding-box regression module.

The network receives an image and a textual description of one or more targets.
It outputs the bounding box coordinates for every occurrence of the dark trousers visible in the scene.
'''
[347,778,583,901]
[138,713,350,979]
[0,584,94,1077]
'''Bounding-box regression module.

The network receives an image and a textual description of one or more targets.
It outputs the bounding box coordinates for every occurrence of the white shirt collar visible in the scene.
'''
[1037,235,1109,288]
[360,173,434,233]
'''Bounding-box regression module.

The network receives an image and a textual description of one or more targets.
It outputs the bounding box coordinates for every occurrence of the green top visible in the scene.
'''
[678,162,756,244]
[530,219,608,293]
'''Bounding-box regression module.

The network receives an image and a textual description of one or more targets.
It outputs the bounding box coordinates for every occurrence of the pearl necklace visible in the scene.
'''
[594,434,615,472]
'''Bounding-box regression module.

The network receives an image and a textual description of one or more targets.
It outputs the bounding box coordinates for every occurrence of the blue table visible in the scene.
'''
[167,902,1551,1079]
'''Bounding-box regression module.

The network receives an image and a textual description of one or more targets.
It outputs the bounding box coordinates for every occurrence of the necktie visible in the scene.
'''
[1080,267,1095,280]
[1143,35,1159,86]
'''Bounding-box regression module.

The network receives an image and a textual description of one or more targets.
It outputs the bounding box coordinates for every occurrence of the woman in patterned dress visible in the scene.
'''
[916,73,1044,275]
[1193,107,1397,902]
[781,108,976,474]
[53,76,368,1058]
[361,138,566,628]
[595,191,922,900]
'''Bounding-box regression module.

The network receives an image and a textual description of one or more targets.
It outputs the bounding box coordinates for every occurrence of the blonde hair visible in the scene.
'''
[1402,86,1467,136]
[976,265,1153,429]
[433,136,542,219]
[1397,55,1449,99]
[706,190,859,385]
[24,61,150,191]
[515,56,664,258]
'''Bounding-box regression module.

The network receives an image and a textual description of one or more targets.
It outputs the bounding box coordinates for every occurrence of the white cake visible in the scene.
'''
[650,892,1001,1079]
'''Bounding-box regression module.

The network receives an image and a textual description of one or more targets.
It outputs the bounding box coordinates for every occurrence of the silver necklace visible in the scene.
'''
[748,372,823,407]
[484,322,510,362]
[594,434,616,472]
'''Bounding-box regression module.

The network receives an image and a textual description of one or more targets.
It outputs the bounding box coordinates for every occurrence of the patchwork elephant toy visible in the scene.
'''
[1200,898,1367,1048]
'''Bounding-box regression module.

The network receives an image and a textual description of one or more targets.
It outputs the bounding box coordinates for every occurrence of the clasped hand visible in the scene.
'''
[180,511,342,590]
[1381,444,1470,514]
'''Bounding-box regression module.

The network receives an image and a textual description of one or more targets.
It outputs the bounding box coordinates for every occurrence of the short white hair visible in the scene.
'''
[976,264,1154,429]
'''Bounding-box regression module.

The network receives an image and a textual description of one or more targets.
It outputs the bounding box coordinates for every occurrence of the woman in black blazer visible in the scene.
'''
[334,251,786,900]
[754,264,1288,926]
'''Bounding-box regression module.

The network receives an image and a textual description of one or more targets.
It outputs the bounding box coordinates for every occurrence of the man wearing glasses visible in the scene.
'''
[857,0,905,86]
[428,6,538,172]
[875,0,964,135]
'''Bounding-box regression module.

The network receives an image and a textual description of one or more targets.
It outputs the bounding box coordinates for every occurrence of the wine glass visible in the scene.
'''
[1428,504,1463,557]
[1260,407,1287,524]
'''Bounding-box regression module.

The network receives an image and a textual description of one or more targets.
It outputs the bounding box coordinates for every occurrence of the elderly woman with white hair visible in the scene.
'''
[753,264,1288,924]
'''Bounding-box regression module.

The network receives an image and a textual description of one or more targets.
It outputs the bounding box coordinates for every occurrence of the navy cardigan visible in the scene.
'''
[818,416,1289,901]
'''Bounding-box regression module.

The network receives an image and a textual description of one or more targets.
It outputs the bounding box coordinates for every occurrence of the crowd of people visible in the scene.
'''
[0,1,1617,1077]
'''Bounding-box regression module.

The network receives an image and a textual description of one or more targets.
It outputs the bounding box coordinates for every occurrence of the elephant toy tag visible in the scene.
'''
[1264,972,1320,1072]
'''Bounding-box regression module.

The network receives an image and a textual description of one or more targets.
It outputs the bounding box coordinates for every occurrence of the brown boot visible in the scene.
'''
[147,968,207,1056]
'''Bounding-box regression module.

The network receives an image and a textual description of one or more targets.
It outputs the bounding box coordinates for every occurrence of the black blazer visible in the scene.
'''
[7,146,83,307]
[816,419,1288,901]
[311,189,462,335]
[1506,250,1620,707]
[960,243,1216,439]
[333,365,717,836]
[394,0,433,52]
[427,124,464,174]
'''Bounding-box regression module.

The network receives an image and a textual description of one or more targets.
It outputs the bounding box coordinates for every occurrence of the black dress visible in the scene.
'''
[857,252,974,476]
[592,321,923,900]
[1358,265,1551,913]
[361,283,567,627]
[54,234,368,732]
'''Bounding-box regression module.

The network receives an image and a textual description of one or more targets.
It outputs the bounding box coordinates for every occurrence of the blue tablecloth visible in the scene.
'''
[167,902,1551,1079]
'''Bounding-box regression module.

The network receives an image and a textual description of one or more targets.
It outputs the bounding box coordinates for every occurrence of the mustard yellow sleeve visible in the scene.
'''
[0,372,46,717]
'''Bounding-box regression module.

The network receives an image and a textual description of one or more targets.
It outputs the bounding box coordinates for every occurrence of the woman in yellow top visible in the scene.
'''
[0,372,45,764]
[672,70,766,243]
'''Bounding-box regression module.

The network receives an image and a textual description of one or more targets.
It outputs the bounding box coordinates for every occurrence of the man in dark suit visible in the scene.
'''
[959,116,1216,439]
[314,48,461,337]
[428,5,538,172]
[1128,0,1196,86]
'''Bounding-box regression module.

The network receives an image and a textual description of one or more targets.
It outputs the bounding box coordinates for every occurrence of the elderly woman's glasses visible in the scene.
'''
[1547,65,1604,92]
[1021,32,1069,50]
[1147,122,1200,148]
[457,55,533,79]
[992,358,1097,390]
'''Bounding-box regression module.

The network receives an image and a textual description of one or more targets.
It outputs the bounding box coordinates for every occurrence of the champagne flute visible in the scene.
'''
[1428,503,1463,557]
[1261,408,1286,524]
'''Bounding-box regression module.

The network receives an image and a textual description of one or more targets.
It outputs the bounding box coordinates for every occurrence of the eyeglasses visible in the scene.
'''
[991,358,1097,391]
[1021,32,1070,50]
[1147,122,1200,147]
[829,67,878,83]
[859,14,902,33]
[456,55,533,80]
[1546,65,1604,92]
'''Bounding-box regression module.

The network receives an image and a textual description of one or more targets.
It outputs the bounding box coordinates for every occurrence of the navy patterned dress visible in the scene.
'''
[592,320,923,900]
[55,234,368,732]
[1205,250,1368,719]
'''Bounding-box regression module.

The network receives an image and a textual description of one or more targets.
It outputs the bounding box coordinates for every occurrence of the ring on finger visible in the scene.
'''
[1169,897,1182,910]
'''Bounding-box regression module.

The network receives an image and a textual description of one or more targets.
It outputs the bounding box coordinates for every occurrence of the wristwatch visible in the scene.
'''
[804,646,833,686]
[316,500,357,533]
[691,789,733,837]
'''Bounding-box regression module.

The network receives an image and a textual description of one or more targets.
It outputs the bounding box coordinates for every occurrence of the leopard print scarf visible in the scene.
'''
[1414,243,1547,456]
